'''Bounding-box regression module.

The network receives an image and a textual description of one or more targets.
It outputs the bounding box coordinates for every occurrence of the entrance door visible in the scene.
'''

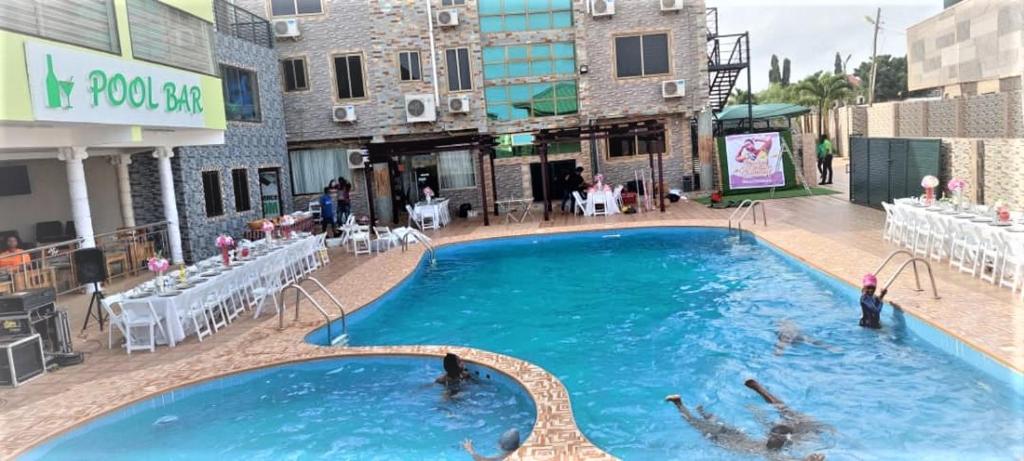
[371,162,393,224]
[258,168,282,218]
[414,163,440,201]
[529,159,577,203]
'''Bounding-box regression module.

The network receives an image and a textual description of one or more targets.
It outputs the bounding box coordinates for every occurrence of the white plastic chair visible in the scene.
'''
[926,214,951,262]
[613,185,624,209]
[572,191,587,216]
[373,226,398,251]
[181,289,212,342]
[978,231,1004,285]
[950,225,985,277]
[998,237,1024,292]
[881,202,897,242]
[102,295,167,355]
[251,265,285,319]
[349,229,372,255]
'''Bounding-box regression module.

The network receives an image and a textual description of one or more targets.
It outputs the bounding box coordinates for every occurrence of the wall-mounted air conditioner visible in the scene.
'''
[346,149,368,170]
[272,19,300,38]
[405,94,437,123]
[332,105,356,123]
[448,95,470,114]
[437,9,459,27]
[590,0,614,17]
[660,0,683,11]
[661,79,686,98]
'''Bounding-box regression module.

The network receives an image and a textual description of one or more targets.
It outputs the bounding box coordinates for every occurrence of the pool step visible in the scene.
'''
[331,334,350,347]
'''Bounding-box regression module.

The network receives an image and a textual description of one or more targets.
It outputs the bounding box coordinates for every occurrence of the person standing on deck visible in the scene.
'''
[820,137,834,185]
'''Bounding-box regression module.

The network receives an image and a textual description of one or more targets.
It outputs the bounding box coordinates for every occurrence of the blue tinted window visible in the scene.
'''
[507,46,528,60]
[508,84,531,102]
[526,0,548,12]
[479,0,502,14]
[508,62,529,77]
[554,59,575,75]
[478,0,572,33]
[483,47,505,64]
[551,11,572,28]
[504,0,525,13]
[527,13,551,30]
[504,14,526,31]
[531,44,550,58]
[485,86,508,102]
[480,16,502,32]
[484,64,505,80]
[482,42,575,81]
[484,80,579,121]
[531,61,552,76]
[552,43,574,58]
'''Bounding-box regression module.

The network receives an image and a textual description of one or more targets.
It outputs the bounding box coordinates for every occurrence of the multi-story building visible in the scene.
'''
[234,0,709,223]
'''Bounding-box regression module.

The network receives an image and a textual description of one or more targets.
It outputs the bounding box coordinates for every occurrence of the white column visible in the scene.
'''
[110,154,136,228]
[154,146,184,264]
[58,147,96,249]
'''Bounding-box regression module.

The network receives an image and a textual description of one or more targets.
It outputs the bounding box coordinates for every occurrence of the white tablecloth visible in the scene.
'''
[894,200,1024,248]
[414,199,451,227]
[584,191,620,216]
[120,235,321,346]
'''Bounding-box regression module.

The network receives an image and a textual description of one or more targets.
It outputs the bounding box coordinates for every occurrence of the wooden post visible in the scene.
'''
[657,149,666,212]
[477,146,490,226]
[488,148,499,216]
[364,162,376,227]
[539,142,551,221]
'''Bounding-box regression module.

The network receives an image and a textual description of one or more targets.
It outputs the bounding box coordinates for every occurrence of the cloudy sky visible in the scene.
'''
[709,0,944,90]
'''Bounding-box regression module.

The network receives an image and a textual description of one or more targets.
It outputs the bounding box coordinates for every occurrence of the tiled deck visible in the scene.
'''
[1,194,1022,460]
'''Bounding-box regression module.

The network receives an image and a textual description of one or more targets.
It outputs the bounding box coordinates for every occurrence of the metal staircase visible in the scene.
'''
[706,8,750,113]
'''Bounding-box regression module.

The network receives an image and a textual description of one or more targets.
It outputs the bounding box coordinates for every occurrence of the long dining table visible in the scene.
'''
[893,199,1024,250]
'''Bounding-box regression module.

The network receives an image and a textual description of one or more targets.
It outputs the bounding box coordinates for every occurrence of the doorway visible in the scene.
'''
[529,159,577,203]
[258,168,282,218]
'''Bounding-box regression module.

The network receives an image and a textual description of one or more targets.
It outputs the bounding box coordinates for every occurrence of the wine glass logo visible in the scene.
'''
[44,54,74,109]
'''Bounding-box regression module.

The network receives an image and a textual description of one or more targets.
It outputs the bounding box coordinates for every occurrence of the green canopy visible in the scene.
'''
[717,103,810,122]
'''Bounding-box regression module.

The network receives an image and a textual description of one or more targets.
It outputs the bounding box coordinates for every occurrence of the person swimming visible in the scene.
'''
[773,320,835,356]
[743,379,833,443]
[435,352,472,396]
[859,274,888,329]
[462,428,521,461]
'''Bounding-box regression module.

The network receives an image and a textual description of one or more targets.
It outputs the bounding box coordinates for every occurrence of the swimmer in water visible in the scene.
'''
[773,320,835,355]
[436,352,472,397]
[462,428,521,461]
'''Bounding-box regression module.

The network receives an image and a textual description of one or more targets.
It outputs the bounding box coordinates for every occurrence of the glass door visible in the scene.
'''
[258,168,282,218]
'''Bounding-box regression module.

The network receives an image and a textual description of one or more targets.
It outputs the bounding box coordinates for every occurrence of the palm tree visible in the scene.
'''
[729,88,756,105]
[796,72,850,137]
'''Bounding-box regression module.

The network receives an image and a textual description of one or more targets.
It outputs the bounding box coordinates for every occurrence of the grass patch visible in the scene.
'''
[694,187,839,205]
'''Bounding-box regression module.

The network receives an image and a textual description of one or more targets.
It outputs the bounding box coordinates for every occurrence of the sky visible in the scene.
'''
[708,0,945,91]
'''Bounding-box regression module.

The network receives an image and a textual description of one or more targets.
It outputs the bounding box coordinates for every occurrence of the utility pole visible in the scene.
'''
[867,8,882,106]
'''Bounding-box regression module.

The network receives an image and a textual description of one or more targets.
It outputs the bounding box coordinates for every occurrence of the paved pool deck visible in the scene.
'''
[1,194,1021,460]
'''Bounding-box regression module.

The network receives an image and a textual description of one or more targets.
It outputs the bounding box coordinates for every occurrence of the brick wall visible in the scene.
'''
[866,102,898,137]
[927,98,959,137]
[963,92,1009,138]
[940,137,1024,207]
[897,100,928,137]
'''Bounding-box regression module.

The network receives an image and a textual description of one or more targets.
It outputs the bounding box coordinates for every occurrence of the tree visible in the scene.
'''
[730,88,757,105]
[769,55,781,85]
[853,55,907,103]
[781,58,791,86]
[834,53,844,75]
[796,72,851,136]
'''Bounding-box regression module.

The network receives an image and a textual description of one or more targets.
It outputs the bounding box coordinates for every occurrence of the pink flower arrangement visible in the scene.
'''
[920,175,939,188]
[147,256,169,274]
[215,234,234,249]
[947,178,968,192]
[280,215,296,227]
[261,220,275,233]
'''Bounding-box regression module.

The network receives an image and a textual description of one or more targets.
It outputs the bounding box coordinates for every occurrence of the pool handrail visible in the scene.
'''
[278,283,341,345]
[401,229,436,265]
[728,200,767,230]
[873,249,923,292]
[293,276,347,335]
[874,251,940,299]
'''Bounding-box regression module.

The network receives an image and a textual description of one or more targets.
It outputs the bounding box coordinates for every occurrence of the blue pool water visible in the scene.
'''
[311,227,1024,460]
[23,357,536,461]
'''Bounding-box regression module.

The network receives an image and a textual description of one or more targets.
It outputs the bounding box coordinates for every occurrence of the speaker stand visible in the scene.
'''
[81,282,106,332]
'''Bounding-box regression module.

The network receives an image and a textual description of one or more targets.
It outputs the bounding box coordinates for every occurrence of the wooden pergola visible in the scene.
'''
[532,119,668,221]
[364,133,499,226]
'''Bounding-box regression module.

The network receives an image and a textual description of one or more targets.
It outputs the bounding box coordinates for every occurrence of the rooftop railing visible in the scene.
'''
[213,0,273,49]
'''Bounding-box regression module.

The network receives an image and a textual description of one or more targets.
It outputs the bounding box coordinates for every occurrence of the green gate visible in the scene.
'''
[850,137,942,208]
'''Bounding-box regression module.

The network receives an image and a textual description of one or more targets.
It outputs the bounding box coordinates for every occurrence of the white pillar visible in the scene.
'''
[58,147,96,249]
[154,146,184,264]
[111,154,136,228]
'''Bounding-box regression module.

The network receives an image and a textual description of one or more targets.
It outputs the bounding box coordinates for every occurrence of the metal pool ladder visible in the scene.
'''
[728,200,767,230]
[401,230,436,265]
[278,276,349,346]
[873,250,940,299]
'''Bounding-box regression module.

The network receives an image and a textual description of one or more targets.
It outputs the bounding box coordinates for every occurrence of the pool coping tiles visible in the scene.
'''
[3,207,1023,460]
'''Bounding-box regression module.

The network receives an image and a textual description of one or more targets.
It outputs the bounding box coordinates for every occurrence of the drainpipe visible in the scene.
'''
[425,0,441,108]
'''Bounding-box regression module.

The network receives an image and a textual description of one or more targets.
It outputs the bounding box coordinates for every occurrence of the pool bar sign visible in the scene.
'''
[24,42,206,128]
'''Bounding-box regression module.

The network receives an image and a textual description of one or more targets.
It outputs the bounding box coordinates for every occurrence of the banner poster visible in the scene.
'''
[724,132,785,189]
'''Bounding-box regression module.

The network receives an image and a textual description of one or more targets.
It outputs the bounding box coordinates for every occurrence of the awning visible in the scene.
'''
[716,103,810,122]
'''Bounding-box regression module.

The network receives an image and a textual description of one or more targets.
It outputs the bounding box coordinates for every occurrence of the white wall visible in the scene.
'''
[0,157,123,243]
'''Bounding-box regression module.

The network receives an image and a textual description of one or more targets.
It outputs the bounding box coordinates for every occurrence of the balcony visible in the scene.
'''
[213,0,273,49]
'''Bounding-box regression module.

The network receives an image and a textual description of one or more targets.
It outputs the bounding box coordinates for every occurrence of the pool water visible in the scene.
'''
[313,228,1024,460]
[23,357,536,461]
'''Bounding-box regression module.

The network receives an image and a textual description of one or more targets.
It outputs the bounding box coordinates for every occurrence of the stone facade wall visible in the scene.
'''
[927,98,960,137]
[897,100,928,137]
[866,102,898,137]
[981,138,1024,207]
[963,92,1009,138]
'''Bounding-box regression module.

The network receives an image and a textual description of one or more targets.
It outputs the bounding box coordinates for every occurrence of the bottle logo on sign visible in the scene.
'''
[44,54,75,109]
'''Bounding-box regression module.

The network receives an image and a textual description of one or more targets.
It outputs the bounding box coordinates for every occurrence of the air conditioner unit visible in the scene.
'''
[272,19,300,38]
[437,9,459,27]
[346,149,368,170]
[590,0,614,17]
[660,0,683,11]
[661,79,686,98]
[332,105,356,123]
[405,94,436,123]
[448,95,470,114]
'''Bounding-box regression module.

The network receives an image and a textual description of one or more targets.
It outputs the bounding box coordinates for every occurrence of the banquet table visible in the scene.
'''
[118,235,321,347]
[893,199,1024,249]
[413,199,451,228]
[584,191,620,216]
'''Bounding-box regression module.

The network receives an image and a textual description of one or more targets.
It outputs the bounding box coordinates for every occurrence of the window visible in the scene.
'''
[270,0,322,16]
[221,65,261,122]
[445,48,472,91]
[127,0,215,74]
[483,42,575,80]
[281,58,308,92]
[231,169,251,212]
[442,0,465,5]
[288,149,351,195]
[0,0,119,53]
[495,133,580,158]
[479,0,572,33]
[202,171,224,217]
[398,51,422,81]
[484,80,578,121]
[333,54,366,100]
[438,151,476,189]
[607,129,665,158]
[614,33,670,78]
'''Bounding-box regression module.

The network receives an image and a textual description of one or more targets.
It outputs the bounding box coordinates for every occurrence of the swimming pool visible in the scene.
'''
[310,227,1024,460]
[22,356,536,461]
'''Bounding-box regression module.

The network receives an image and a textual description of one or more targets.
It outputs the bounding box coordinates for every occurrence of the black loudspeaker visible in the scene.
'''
[73,248,107,284]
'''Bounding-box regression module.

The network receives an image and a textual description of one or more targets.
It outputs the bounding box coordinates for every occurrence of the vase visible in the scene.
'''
[924,187,934,206]
[221,247,230,267]
[156,274,165,293]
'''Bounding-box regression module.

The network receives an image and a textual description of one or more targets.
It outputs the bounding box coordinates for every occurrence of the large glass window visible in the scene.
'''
[483,42,575,80]
[127,0,215,74]
[438,151,476,189]
[221,65,260,122]
[270,0,322,16]
[445,48,472,91]
[398,51,421,81]
[202,171,224,217]
[607,128,666,158]
[281,57,308,92]
[479,0,572,33]
[615,33,670,78]
[231,168,251,212]
[485,80,578,121]
[495,133,580,158]
[333,54,366,100]
[289,149,351,195]
[0,0,119,53]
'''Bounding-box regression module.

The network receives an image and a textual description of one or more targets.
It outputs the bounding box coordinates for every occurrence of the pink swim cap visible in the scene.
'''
[862,273,878,287]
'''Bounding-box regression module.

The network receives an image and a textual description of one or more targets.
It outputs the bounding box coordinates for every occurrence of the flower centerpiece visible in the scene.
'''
[280,215,296,239]
[147,255,170,292]
[993,200,1011,223]
[215,234,234,267]
[261,220,275,244]
[947,178,968,210]
[920,175,939,205]
[422,186,435,204]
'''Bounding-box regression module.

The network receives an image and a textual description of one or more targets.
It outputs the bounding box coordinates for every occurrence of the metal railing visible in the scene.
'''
[874,250,940,299]
[728,200,767,230]
[241,217,316,241]
[213,0,273,49]
[278,276,348,346]
[400,230,436,265]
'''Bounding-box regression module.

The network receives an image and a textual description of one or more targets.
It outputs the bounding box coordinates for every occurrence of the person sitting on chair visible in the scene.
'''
[0,235,29,272]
